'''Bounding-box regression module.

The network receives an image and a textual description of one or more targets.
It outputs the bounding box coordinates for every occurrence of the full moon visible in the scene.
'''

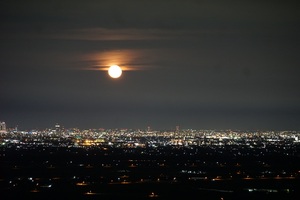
[108,65,122,78]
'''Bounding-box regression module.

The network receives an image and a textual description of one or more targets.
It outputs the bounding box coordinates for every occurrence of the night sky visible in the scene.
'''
[1,0,300,131]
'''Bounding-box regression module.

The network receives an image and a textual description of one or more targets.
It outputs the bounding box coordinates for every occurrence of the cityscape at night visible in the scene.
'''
[1,0,300,199]
[1,122,299,199]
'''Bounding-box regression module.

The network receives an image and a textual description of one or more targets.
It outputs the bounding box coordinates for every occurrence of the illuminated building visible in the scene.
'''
[0,121,7,133]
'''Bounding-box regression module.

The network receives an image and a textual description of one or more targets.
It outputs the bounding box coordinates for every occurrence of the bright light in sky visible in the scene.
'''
[108,65,122,78]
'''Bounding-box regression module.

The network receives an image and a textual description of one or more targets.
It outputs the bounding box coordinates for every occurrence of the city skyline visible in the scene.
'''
[1,121,300,133]
[1,0,300,131]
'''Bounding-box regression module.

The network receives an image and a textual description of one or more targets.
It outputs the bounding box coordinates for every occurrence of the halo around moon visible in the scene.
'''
[108,65,122,78]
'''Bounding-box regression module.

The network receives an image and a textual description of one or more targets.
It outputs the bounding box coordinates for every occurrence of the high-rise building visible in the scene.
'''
[55,123,60,130]
[175,125,180,132]
[55,123,61,133]
[0,122,7,133]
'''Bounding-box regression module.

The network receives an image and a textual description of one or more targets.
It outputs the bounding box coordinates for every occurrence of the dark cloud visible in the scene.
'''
[1,0,300,130]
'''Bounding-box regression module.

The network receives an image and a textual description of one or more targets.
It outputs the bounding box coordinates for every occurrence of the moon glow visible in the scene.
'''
[108,65,122,78]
